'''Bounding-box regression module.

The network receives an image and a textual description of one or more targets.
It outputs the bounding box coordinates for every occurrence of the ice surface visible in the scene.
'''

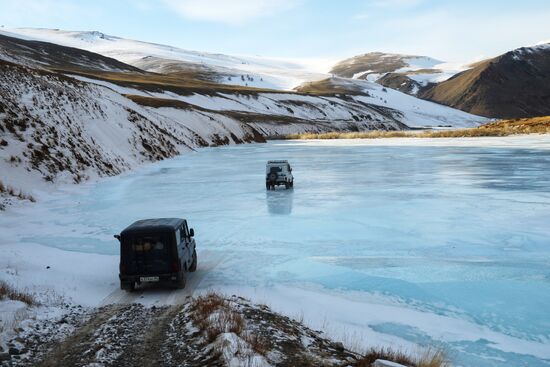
[1,138,550,366]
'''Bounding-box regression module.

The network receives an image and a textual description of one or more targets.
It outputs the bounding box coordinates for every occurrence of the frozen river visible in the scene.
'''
[3,138,550,366]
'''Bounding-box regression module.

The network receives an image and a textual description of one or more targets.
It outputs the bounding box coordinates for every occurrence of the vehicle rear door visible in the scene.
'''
[126,233,173,275]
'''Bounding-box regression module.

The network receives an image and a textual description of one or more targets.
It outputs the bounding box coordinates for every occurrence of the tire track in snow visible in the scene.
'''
[100,249,226,306]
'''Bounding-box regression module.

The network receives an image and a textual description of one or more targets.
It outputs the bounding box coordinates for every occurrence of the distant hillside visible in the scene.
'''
[0,33,141,73]
[295,77,486,128]
[420,43,550,118]
[329,52,468,98]
[2,28,329,90]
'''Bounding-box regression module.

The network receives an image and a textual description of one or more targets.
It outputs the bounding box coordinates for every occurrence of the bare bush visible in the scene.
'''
[190,292,245,342]
[0,280,38,306]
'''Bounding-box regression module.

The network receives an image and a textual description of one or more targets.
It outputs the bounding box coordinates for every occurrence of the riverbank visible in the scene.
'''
[277,116,550,140]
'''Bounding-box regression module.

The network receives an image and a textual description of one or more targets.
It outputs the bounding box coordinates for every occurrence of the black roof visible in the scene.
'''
[120,218,185,235]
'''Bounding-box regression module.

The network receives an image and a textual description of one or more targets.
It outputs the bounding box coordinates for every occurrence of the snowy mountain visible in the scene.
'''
[329,52,468,95]
[331,44,550,119]
[420,42,550,118]
[1,28,330,90]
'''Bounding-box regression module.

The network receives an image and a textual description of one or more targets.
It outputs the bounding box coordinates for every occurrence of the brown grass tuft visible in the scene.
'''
[190,292,245,342]
[0,180,36,203]
[0,281,38,306]
[242,332,269,356]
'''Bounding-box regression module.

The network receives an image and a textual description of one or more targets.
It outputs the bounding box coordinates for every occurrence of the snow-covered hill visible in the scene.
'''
[295,77,486,128]
[0,58,413,208]
[330,52,470,96]
[0,61,250,191]
[421,41,550,118]
[2,28,330,90]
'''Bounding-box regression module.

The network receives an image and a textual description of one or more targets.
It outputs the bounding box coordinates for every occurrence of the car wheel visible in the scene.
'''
[189,249,197,272]
[174,273,186,289]
[290,180,294,188]
[266,182,270,190]
[285,182,290,189]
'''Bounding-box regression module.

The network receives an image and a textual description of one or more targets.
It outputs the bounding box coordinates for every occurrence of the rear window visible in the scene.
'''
[124,233,173,260]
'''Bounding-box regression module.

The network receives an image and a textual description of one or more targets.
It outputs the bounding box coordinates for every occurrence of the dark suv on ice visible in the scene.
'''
[115,218,197,291]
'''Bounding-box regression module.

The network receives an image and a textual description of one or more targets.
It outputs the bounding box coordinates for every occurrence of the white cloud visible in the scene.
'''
[162,0,299,25]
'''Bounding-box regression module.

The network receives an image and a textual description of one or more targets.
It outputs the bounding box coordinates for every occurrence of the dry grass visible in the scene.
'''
[0,180,36,203]
[353,346,450,367]
[56,68,282,96]
[0,281,38,306]
[281,116,550,140]
[242,331,269,356]
[190,292,245,342]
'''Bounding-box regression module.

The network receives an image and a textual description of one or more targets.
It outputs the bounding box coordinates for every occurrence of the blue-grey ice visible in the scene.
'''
[2,139,550,367]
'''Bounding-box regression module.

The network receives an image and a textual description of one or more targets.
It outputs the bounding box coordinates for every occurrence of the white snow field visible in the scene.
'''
[2,136,550,366]
[1,28,331,90]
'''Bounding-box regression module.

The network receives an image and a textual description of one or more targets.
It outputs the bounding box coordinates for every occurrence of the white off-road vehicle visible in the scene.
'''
[266,160,294,190]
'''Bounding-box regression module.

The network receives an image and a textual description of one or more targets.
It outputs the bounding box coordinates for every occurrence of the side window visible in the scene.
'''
[175,229,181,245]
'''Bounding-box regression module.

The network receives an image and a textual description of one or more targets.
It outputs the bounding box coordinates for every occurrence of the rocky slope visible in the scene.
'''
[1,293,426,367]
[420,43,550,118]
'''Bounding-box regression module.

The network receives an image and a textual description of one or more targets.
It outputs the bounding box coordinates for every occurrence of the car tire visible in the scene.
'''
[266,182,270,190]
[285,182,290,189]
[189,249,197,272]
[174,273,186,289]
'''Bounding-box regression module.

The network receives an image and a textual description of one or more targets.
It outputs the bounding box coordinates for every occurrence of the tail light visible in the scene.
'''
[171,261,181,272]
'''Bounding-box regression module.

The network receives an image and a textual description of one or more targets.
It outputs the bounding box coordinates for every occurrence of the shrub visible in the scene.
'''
[0,281,38,306]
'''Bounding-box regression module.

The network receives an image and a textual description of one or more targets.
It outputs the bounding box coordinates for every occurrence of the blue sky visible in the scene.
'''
[1,0,549,62]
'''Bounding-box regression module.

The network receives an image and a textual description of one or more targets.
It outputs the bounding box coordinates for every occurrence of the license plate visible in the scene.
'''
[140,276,159,282]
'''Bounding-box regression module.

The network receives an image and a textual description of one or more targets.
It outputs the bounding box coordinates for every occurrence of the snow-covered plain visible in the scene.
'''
[2,136,550,367]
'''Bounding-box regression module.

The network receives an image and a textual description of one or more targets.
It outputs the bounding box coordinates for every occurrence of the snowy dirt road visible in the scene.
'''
[32,304,182,367]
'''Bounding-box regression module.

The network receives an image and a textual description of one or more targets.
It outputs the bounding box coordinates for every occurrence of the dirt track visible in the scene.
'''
[25,252,226,367]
